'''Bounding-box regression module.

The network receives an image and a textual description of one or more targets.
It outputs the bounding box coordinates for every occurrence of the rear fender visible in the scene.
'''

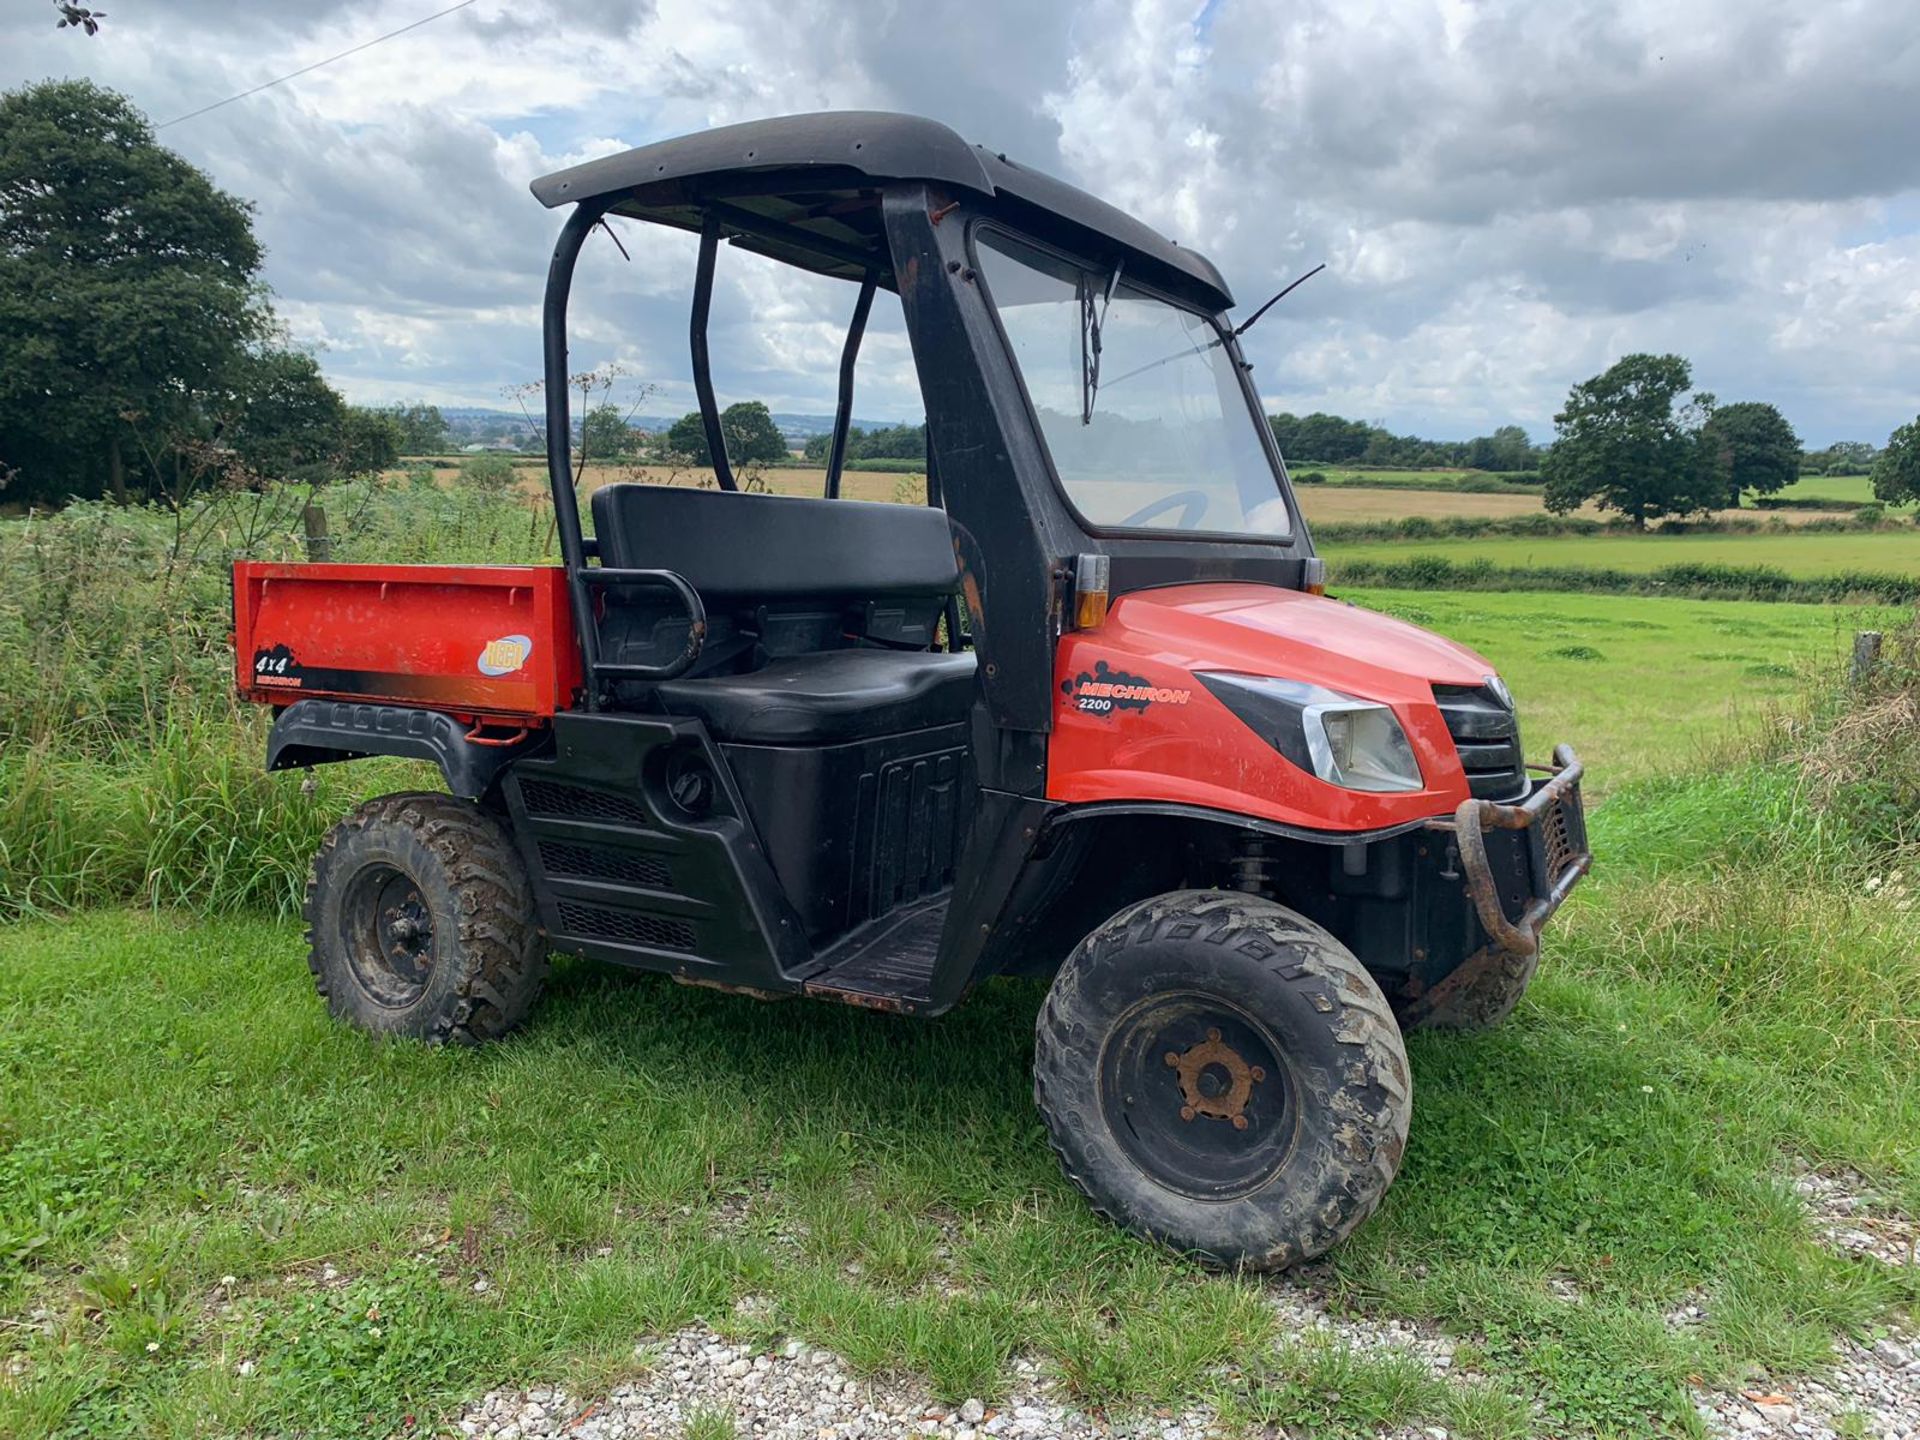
[266,699,538,800]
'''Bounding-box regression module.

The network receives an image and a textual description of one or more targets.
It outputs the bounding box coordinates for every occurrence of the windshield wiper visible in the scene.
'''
[1080,260,1123,425]
[1096,260,1328,394]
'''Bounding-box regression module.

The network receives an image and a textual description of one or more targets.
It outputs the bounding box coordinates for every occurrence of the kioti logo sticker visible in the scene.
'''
[1061,659,1191,717]
[251,643,303,689]
[478,634,533,676]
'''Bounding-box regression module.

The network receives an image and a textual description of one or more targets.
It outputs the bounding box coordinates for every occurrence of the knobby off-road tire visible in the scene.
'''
[1397,943,1539,1033]
[304,791,547,1044]
[1033,890,1411,1271]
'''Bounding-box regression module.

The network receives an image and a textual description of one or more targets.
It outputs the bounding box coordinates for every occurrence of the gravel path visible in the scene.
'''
[455,1167,1919,1440]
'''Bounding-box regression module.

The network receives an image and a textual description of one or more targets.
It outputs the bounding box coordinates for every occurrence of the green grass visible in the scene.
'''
[4,755,1917,1436]
[1323,528,1920,580]
[1347,589,1898,793]
[1774,474,1875,504]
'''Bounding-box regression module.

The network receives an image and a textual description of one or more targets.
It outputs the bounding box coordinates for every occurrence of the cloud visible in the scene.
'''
[3,0,1916,442]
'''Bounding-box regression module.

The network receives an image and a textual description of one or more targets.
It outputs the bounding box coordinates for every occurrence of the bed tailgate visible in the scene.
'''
[232,562,582,717]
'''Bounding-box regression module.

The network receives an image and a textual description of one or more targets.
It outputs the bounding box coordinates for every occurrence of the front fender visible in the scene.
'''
[266,699,537,799]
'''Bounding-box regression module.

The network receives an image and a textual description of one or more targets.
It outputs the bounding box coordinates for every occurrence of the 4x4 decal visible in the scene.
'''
[1061,659,1192,717]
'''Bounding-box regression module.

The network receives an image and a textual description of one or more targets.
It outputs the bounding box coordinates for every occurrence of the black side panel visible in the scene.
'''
[503,711,809,987]
[722,724,972,942]
[267,699,531,800]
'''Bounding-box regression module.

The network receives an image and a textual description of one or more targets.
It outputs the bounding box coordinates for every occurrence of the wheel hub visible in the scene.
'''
[1165,1028,1266,1129]
[1096,993,1297,1201]
[341,863,437,1008]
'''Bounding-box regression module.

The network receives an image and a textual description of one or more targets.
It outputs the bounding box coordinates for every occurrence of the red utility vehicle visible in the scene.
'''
[234,113,1589,1268]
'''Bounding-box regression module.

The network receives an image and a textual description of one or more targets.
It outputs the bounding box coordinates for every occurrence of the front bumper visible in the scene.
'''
[1433,744,1591,958]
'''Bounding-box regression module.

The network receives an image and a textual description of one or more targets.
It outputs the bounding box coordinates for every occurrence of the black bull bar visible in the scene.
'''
[1431,744,1591,958]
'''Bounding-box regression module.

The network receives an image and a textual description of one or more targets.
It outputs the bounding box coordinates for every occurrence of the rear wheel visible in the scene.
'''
[1033,890,1410,1270]
[304,791,546,1044]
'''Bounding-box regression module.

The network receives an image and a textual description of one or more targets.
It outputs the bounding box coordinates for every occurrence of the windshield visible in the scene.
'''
[975,229,1291,539]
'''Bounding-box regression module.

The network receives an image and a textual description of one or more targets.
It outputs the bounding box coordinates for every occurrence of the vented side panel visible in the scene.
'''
[536,841,671,890]
[554,900,696,951]
[519,778,653,826]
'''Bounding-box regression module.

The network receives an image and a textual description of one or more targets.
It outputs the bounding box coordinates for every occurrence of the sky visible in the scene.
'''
[6,0,1919,445]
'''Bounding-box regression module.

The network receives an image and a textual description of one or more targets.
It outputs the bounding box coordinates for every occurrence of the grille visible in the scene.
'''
[1432,684,1528,801]
[1540,782,1582,881]
[555,900,695,951]
[537,841,671,891]
[518,779,652,826]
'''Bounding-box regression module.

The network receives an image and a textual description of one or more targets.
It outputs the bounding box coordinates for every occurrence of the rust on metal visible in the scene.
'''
[1426,744,1591,958]
[1165,1027,1265,1129]
[802,980,916,1014]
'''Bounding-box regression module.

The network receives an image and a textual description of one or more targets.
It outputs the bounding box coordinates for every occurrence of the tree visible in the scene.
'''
[384,402,448,454]
[0,80,266,505]
[1700,401,1800,506]
[663,411,710,463]
[721,401,788,463]
[220,349,348,481]
[1870,417,1920,506]
[581,403,636,460]
[337,407,402,476]
[1540,354,1722,529]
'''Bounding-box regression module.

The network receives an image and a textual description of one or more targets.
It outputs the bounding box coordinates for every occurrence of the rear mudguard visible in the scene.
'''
[265,699,537,799]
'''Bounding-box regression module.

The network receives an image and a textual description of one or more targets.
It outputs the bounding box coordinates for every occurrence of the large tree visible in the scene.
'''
[580,403,637,460]
[1870,417,1920,507]
[661,403,788,466]
[1700,401,1800,506]
[384,402,449,454]
[0,79,267,504]
[1541,354,1722,528]
[721,401,788,463]
[663,411,710,463]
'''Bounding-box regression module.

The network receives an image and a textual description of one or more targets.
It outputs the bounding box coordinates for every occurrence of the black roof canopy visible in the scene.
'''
[530,111,1233,312]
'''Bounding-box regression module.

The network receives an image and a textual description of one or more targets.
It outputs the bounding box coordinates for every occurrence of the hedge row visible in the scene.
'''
[1329,555,1920,605]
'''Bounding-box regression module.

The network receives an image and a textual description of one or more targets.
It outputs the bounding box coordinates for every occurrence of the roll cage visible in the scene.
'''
[531,111,1316,771]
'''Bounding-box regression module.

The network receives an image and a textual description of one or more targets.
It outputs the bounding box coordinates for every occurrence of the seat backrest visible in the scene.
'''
[591,484,958,600]
[590,483,960,666]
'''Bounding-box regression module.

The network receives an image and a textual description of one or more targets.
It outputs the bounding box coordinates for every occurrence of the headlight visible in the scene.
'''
[1483,672,1513,712]
[1197,674,1424,793]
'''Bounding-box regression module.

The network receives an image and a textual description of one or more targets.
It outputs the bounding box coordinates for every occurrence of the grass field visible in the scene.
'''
[1343,589,1897,791]
[1323,528,1920,580]
[1775,473,1875,504]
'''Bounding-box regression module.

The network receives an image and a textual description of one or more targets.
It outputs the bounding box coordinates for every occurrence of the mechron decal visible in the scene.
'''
[478,634,533,677]
[251,643,304,689]
[1060,659,1192,717]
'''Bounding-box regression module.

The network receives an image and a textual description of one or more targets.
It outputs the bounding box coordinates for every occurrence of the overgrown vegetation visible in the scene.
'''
[0,482,562,920]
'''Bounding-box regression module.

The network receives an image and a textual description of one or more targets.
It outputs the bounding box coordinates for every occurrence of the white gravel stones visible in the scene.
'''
[1792,1166,1919,1269]
[1695,1327,1920,1440]
[457,1323,1226,1440]
[1695,1166,1920,1439]
[1266,1276,1463,1380]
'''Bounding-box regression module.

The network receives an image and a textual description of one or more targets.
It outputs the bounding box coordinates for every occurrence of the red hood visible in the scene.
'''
[1106,583,1493,703]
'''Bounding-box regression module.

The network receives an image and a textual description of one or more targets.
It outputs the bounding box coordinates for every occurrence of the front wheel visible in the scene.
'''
[304,792,547,1044]
[1033,891,1411,1270]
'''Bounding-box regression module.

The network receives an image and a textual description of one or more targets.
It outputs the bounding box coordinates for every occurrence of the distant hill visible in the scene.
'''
[427,406,918,446]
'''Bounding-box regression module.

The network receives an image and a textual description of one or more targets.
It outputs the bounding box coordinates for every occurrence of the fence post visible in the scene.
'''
[303,503,331,563]
[1850,630,1882,686]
